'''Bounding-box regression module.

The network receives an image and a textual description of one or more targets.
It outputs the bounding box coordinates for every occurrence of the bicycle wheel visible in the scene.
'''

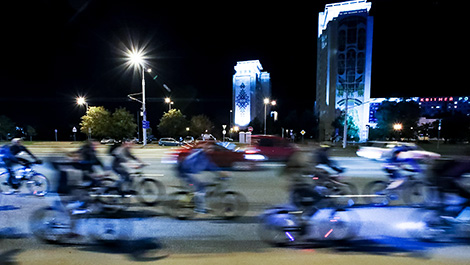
[362,180,389,206]
[29,207,72,244]
[27,173,50,196]
[402,181,431,207]
[329,182,358,207]
[258,212,302,246]
[97,187,130,213]
[136,179,166,206]
[210,191,248,219]
[310,208,361,241]
[407,208,452,242]
[166,191,196,220]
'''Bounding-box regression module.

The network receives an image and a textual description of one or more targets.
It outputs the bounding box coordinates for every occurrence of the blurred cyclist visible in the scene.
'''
[431,157,470,205]
[383,145,422,190]
[54,140,106,195]
[313,144,345,175]
[177,141,226,213]
[111,140,146,193]
[0,138,42,193]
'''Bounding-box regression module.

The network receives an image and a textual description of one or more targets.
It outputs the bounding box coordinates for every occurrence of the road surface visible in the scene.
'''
[0,146,469,264]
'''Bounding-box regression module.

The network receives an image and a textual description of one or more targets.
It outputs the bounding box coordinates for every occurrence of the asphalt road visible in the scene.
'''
[1,146,469,264]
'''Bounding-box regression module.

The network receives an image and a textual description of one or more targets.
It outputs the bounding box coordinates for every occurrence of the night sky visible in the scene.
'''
[0,0,465,140]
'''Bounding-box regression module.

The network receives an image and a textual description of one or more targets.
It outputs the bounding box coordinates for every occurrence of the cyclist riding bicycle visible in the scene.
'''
[430,157,470,205]
[177,141,227,213]
[313,144,345,175]
[110,140,146,193]
[0,138,42,193]
[383,145,422,190]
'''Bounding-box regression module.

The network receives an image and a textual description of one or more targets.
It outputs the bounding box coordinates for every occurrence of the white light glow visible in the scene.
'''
[318,0,372,37]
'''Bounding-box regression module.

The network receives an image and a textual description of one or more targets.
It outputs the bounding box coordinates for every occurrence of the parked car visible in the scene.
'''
[356,141,440,161]
[100,138,117,145]
[158,138,182,146]
[171,141,265,170]
[250,135,298,161]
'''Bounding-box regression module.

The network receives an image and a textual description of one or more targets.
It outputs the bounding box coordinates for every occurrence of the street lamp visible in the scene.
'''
[76,96,88,110]
[165,97,173,111]
[264,98,276,135]
[76,96,90,139]
[126,49,150,146]
[393,123,403,131]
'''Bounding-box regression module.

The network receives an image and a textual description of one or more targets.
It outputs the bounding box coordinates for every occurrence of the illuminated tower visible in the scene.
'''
[233,60,271,129]
[316,0,373,142]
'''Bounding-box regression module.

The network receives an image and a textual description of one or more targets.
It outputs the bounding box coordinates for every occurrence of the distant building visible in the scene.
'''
[369,97,470,126]
[232,60,271,129]
[316,0,373,141]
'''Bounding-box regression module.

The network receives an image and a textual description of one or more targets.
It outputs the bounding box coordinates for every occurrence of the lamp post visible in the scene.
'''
[165,97,173,111]
[76,96,91,139]
[127,50,150,146]
[76,96,88,111]
[393,123,402,140]
[264,98,276,135]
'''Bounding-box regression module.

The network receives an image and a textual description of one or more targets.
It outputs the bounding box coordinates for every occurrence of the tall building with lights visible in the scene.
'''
[233,60,271,129]
[316,0,373,141]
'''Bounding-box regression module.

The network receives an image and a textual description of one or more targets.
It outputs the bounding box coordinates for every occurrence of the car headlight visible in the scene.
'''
[244,154,266,161]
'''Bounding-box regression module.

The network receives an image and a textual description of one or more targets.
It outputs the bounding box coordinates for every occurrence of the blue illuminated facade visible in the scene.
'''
[233,60,271,128]
[316,0,373,142]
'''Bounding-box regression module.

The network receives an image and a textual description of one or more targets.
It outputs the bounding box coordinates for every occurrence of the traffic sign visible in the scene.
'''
[300,130,306,135]
[248,126,253,132]
[142,121,150,129]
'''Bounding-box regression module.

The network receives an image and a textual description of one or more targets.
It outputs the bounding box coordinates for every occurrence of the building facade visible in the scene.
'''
[369,96,470,126]
[316,0,373,142]
[233,60,271,129]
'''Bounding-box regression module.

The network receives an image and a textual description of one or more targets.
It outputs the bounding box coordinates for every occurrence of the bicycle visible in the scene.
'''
[101,163,166,207]
[165,174,248,220]
[0,160,49,196]
[362,173,432,207]
[287,167,359,209]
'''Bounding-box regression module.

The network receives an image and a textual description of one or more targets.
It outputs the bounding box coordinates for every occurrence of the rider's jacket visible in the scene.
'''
[179,149,219,174]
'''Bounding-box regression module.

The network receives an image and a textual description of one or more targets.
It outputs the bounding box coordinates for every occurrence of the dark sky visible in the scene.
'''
[0,0,465,140]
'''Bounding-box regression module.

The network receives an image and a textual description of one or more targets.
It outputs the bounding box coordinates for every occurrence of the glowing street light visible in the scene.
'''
[393,123,403,131]
[125,47,150,146]
[264,98,276,135]
[76,96,88,110]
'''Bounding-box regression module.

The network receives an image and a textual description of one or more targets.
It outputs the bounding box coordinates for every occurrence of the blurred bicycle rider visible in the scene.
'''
[313,144,345,174]
[383,146,422,190]
[111,140,146,193]
[55,140,106,194]
[177,141,224,213]
[0,138,41,193]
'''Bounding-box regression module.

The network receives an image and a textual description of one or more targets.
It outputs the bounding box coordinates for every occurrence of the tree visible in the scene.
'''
[158,109,188,137]
[372,100,420,140]
[80,106,112,139]
[26,125,37,141]
[110,107,137,140]
[332,114,359,141]
[190,115,213,137]
[0,115,15,140]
